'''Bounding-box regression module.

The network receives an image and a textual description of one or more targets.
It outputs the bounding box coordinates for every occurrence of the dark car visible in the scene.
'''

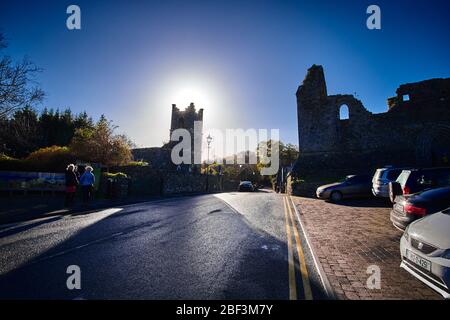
[390,185,450,231]
[238,181,254,192]
[389,167,450,203]
[316,175,372,202]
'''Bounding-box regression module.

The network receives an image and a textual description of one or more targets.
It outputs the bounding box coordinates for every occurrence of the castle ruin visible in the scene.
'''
[292,65,450,179]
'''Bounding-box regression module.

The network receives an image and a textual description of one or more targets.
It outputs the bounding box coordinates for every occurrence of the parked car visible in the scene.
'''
[372,166,409,198]
[238,181,254,192]
[400,207,450,299]
[389,167,450,203]
[390,185,450,231]
[316,175,372,202]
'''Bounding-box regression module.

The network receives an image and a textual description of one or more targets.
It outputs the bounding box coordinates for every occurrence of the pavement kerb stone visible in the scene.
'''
[289,196,337,300]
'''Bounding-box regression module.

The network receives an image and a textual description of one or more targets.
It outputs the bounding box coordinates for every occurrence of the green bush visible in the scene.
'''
[103,172,128,179]
[0,153,25,171]
[126,161,149,166]
[290,177,305,188]
[24,146,75,172]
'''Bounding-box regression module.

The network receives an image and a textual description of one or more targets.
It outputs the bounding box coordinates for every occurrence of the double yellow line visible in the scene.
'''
[283,196,313,300]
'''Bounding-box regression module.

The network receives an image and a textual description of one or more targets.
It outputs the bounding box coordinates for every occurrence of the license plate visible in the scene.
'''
[394,203,404,213]
[406,249,431,272]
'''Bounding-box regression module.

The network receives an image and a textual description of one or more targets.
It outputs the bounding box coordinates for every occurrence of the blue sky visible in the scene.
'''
[1,0,449,154]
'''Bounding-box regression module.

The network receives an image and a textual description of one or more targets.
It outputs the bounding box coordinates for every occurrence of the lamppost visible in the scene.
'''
[206,134,213,164]
[205,134,213,192]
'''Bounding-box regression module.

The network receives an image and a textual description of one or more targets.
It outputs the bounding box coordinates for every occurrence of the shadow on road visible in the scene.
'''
[0,194,326,300]
[0,216,62,238]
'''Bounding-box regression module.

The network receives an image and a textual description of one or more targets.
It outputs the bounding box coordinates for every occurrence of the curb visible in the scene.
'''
[289,195,337,300]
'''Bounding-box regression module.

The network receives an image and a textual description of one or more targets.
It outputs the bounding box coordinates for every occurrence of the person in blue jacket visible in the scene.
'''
[80,166,95,203]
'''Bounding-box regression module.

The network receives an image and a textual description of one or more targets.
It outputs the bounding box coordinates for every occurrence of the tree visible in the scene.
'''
[70,115,132,166]
[0,106,41,157]
[257,140,299,168]
[0,33,44,118]
[280,143,299,167]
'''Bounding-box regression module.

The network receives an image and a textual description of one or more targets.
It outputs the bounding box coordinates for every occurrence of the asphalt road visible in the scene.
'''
[0,190,328,299]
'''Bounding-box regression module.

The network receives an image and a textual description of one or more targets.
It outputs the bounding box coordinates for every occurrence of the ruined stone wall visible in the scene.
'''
[294,65,450,179]
[131,147,173,170]
[163,173,222,195]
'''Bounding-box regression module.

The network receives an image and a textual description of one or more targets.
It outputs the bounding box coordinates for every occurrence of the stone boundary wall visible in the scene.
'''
[110,165,238,196]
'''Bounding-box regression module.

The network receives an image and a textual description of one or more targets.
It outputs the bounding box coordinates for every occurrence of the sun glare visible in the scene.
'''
[162,76,217,112]
[172,85,211,109]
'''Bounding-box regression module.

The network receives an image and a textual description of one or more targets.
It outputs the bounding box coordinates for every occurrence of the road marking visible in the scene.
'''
[283,196,297,300]
[289,196,335,299]
[286,196,314,300]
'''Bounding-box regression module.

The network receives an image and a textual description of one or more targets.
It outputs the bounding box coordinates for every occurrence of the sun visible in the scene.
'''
[172,84,212,109]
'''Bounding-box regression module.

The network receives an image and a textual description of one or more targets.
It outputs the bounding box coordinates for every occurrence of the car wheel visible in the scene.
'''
[330,191,343,202]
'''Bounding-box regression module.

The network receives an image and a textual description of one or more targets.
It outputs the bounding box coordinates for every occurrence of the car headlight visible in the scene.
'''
[441,249,450,259]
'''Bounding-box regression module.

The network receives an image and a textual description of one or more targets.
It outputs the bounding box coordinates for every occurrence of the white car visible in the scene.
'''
[400,207,450,299]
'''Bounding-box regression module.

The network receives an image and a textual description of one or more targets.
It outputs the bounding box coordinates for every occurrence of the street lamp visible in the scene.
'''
[205,134,213,192]
[206,134,213,164]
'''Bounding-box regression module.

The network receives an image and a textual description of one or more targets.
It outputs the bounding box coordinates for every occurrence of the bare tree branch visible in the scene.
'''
[0,33,45,118]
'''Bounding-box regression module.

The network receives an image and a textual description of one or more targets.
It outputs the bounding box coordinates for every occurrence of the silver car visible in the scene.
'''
[372,167,407,198]
[400,208,450,299]
[316,175,372,202]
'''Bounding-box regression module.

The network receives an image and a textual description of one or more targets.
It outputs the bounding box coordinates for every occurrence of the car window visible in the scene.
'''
[414,169,449,188]
[386,169,402,181]
[416,172,435,187]
[351,176,370,183]
[435,171,450,187]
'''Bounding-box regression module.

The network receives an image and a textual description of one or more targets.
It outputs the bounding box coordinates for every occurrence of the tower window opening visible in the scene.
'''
[339,104,349,120]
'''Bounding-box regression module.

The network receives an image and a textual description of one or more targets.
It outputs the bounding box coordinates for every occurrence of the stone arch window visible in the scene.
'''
[339,104,349,120]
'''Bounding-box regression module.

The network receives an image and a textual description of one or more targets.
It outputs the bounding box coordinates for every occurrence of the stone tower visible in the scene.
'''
[296,65,336,153]
[168,102,204,165]
[170,102,203,135]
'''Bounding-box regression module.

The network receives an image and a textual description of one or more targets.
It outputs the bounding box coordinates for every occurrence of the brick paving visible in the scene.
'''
[291,196,442,300]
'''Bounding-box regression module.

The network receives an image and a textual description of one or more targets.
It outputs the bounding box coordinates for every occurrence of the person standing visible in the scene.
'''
[80,166,95,204]
[65,164,78,207]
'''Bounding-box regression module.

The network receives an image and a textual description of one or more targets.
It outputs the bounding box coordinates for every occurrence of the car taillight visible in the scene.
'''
[404,204,426,216]
[403,186,410,194]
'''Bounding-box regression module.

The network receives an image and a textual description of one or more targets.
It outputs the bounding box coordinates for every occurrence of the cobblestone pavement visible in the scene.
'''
[291,196,441,300]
